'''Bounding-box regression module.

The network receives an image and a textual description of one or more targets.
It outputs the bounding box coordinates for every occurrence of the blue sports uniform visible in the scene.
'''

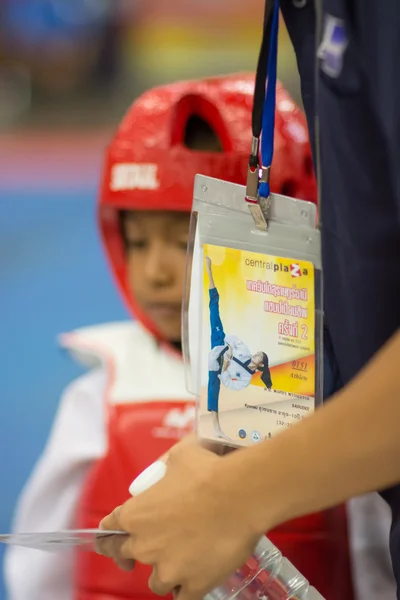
[207,288,226,413]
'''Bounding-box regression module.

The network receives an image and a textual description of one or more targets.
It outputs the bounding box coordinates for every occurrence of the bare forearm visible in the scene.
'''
[221,329,400,536]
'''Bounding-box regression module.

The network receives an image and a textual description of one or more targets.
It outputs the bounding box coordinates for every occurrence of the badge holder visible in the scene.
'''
[182,0,323,449]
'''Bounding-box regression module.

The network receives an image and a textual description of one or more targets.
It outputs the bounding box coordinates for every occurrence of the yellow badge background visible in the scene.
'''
[198,244,316,445]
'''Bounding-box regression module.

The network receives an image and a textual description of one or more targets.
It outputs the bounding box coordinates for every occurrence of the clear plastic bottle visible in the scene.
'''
[203,536,324,600]
[130,462,325,600]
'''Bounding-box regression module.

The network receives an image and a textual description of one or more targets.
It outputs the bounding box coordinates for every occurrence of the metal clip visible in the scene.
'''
[248,202,269,231]
[245,164,259,203]
[260,165,270,185]
[245,138,270,231]
[245,167,271,231]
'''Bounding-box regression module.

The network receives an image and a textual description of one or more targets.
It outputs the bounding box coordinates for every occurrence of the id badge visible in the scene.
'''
[183,175,322,448]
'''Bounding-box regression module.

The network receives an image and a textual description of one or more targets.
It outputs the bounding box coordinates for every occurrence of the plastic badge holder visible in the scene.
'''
[182,174,322,448]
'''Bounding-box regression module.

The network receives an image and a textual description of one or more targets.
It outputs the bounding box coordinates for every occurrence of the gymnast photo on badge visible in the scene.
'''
[206,256,272,439]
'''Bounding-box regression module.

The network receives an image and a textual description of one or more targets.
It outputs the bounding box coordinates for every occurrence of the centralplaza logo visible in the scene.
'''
[245,257,309,277]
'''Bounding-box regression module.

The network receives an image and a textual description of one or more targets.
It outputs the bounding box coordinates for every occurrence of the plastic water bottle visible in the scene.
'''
[130,462,325,600]
[203,535,325,600]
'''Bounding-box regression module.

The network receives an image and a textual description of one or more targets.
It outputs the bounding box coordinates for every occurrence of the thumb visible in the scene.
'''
[99,505,123,531]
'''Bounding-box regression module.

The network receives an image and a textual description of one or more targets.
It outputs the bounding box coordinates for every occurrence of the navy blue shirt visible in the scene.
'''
[281,0,400,594]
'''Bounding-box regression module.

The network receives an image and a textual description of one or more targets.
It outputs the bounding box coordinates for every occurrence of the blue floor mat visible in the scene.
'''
[0,186,128,596]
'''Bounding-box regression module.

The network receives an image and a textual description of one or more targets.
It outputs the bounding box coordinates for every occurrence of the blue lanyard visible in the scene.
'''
[259,0,279,199]
[247,0,280,203]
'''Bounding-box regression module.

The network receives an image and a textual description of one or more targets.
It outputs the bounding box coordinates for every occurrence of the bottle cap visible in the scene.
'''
[129,460,167,496]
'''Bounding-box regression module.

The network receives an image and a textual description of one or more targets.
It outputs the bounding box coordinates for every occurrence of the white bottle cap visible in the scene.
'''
[129,460,167,497]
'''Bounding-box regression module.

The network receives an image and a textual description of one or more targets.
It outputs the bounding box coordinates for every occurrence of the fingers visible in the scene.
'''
[97,503,138,570]
[96,505,125,558]
[115,557,136,572]
[174,584,203,600]
[99,504,123,532]
[95,542,135,571]
[148,567,178,596]
[148,568,203,600]
[95,530,138,572]
[95,531,126,558]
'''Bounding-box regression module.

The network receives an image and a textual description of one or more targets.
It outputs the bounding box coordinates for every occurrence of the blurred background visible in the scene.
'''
[0,0,301,595]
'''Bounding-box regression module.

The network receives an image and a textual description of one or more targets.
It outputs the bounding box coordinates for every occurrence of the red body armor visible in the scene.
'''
[74,401,354,600]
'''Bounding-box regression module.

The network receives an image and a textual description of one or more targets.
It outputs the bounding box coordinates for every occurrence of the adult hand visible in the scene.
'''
[96,438,259,600]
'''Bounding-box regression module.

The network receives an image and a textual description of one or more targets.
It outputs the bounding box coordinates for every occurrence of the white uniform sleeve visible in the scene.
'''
[3,369,107,600]
[347,492,397,600]
[224,336,252,362]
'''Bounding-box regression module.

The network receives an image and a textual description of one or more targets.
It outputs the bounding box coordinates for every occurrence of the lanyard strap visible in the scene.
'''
[246,0,280,229]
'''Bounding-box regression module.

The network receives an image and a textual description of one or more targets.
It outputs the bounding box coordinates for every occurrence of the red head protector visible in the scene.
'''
[99,73,317,337]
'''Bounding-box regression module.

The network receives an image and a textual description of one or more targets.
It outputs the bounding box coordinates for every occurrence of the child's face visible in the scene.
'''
[122,210,190,343]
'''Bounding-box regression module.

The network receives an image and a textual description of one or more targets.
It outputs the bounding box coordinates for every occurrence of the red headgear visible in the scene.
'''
[99,73,317,338]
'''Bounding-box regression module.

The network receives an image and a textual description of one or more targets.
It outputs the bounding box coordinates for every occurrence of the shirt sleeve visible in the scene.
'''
[3,369,107,600]
[224,336,252,362]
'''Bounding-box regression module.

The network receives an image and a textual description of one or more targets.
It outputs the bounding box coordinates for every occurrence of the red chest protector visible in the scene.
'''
[73,400,354,600]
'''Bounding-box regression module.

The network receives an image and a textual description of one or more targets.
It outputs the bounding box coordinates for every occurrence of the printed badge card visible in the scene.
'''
[198,243,316,446]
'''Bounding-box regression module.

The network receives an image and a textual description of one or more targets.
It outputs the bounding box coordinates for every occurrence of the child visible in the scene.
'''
[4,74,394,600]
